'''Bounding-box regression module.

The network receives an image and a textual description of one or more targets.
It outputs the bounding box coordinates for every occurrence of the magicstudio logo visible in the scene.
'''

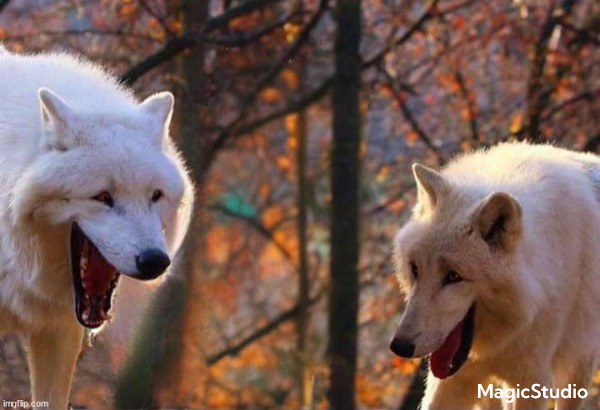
[478,383,588,404]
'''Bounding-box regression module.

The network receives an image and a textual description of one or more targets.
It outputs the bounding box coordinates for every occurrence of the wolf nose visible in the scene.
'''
[135,249,170,280]
[390,337,415,358]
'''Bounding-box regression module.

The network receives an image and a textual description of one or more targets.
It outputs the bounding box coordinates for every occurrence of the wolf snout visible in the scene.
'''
[134,248,171,280]
[390,337,415,358]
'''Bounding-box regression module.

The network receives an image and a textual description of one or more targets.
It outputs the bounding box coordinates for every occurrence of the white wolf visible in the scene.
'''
[0,49,193,408]
[391,143,600,409]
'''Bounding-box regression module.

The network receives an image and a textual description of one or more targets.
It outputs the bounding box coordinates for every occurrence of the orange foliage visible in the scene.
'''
[205,225,245,264]
[406,130,418,145]
[260,87,283,103]
[262,205,285,229]
[276,155,292,170]
[284,22,302,43]
[509,112,523,134]
[285,113,300,137]
[282,68,300,90]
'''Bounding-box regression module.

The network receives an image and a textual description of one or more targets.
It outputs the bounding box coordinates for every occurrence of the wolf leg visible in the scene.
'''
[511,373,552,410]
[553,357,595,410]
[421,370,484,409]
[27,321,83,409]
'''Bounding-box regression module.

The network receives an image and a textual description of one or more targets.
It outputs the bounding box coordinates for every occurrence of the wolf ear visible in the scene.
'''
[412,163,447,208]
[39,88,73,127]
[473,192,522,251]
[141,92,174,142]
[38,88,78,151]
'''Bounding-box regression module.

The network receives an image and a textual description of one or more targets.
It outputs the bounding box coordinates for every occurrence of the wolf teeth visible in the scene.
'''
[99,310,112,320]
[80,238,89,282]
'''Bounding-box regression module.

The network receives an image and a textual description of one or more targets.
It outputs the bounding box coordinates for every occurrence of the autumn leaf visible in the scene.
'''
[392,356,419,374]
[281,68,300,90]
[260,87,282,103]
[509,112,523,134]
[276,155,291,170]
[119,4,137,17]
[261,205,284,229]
[258,183,271,199]
[406,130,419,145]
[284,22,302,43]
[380,84,394,98]
[376,165,391,183]
[285,113,299,135]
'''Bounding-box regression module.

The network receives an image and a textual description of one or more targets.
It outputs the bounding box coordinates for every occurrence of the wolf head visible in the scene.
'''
[390,164,522,379]
[10,88,194,328]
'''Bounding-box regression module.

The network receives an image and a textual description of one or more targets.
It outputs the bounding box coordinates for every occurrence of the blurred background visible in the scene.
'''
[0,0,598,408]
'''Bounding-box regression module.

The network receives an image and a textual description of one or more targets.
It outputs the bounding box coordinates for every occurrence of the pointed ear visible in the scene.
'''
[38,88,72,126]
[141,91,174,129]
[412,163,447,207]
[473,192,522,251]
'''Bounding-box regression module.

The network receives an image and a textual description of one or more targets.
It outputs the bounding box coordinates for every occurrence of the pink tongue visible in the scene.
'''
[430,319,464,379]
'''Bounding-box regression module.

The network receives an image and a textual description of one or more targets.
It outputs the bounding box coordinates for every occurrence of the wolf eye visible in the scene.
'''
[151,189,164,203]
[409,262,419,279]
[444,270,463,285]
[92,191,114,207]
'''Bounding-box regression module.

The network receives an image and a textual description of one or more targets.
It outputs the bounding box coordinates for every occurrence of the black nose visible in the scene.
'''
[390,337,415,358]
[135,249,170,280]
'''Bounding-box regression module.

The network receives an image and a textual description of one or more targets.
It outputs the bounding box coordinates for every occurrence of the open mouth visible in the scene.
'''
[430,304,475,379]
[70,223,120,328]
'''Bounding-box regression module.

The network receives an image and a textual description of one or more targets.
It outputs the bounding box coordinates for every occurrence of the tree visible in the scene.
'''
[328,0,362,408]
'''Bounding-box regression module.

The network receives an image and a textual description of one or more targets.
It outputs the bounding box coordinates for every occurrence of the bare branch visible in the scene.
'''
[559,18,600,47]
[506,89,599,141]
[525,0,578,141]
[121,37,194,86]
[206,290,324,365]
[363,0,440,69]
[205,0,281,32]
[211,77,332,150]
[138,0,177,39]
[209,204,298,270]
[454,68,480,143]
[120,0,283,85]
[206,12,298,47]
[543,88,599,120]
[377,65,445,164]
[209,0,329,153]
[0,0,10,13]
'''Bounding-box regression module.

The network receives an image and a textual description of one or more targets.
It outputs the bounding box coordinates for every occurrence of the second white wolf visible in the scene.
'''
[391,142,600,409]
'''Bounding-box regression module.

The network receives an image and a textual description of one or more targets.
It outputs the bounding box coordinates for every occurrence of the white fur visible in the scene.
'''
[393,142,600,409]
[0,49,194,408]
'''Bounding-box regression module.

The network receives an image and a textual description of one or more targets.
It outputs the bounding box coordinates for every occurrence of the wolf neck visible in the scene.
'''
[471,259,540,359]
[0,221,73,309]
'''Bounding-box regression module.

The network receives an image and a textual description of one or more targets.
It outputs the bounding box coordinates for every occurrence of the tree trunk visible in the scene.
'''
[295,69,312,407]
[328,0,362,409]
[398,360,427,410]
[525,0,577,142]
